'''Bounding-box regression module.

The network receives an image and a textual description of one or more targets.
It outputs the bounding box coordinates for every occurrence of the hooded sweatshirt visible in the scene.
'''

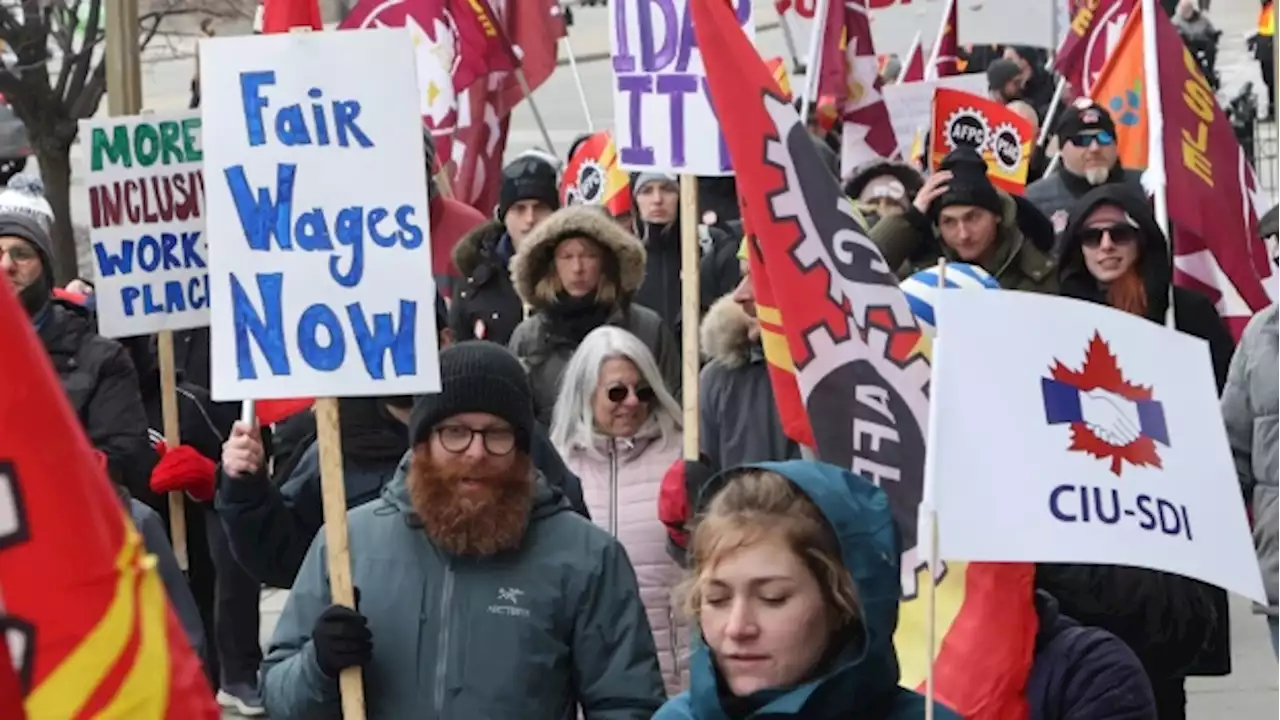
[654,460,959,720]
[261,461,665,719]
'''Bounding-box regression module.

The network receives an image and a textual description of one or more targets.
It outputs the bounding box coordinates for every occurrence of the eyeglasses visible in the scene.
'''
[1068,131,1115,148]
[606,383,655,404]
[1079,224,1139,248]
[434,425,517,456]
[0,244,38,263]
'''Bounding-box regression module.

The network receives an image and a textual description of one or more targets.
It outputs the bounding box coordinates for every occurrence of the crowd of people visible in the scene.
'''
[1,7,1277,718]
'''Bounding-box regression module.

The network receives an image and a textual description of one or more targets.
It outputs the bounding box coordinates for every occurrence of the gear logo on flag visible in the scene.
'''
[575,160,604,204]
[989,121,1024,174]
[943,106,988,152]
[1040,332,1170,476]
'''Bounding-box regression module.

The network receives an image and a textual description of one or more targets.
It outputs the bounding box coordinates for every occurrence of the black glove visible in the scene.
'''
[311,603,372,678]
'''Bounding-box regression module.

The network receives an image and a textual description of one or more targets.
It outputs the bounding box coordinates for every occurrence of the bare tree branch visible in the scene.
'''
[63,0,99,105]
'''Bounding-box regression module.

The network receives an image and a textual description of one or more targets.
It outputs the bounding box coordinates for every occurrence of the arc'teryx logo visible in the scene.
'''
[489,587,529,618]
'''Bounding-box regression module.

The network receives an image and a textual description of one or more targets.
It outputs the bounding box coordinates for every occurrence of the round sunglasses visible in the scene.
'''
[606,383,655,404]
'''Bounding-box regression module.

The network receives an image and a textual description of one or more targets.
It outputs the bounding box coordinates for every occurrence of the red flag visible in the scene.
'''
[0,282,219,717]
[261,0,322,33]
[1151,6,1277,337]
[929,0,959,78]
[1056,0,1136,95]
[561,131,634,219]
[900,35,925,83]
[930,88,1036,194]
[692,0,1036,716]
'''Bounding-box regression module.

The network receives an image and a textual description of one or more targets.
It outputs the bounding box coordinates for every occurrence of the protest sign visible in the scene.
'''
[930,88,1035,194]
[200,29,441,401]
[81,110,208,338]
[610,0,755,174]
[929,290,1267,604]
[881,73,985,158]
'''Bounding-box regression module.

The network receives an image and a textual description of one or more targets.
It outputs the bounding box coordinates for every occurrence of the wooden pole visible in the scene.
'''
[679,176,700,461]
[924,258,946,720]
[156,333,188,570]
[314,397,366,719]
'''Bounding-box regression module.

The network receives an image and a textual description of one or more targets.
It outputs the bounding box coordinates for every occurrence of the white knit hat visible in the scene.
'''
[0,175,54,233]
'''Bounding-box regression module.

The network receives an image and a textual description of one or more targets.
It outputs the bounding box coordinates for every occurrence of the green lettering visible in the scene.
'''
[90,126,132,171]
[159,121,184,164]
[134,122,160,167]
[181,117,202,162]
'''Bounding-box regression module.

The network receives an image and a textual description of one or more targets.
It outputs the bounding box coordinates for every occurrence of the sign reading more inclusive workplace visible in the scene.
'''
[81,110,209,338]
[200,29,441,401]
[610,0,754,175]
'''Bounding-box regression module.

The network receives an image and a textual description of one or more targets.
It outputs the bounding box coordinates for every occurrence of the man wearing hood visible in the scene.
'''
[869,147,1058,292]
[449,153,560,345]
[1024,100,1145,253]
[0,212,152,490]
[260,342,665,719]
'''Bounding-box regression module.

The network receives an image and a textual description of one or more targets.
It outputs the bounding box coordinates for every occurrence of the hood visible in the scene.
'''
[1056,184,1171,321]
[1011,194,1055,254]
[686,460,902,719]
[700,294,756,368]
[510,207,647,310]
[379,452,573,527]
[451,219,506,277]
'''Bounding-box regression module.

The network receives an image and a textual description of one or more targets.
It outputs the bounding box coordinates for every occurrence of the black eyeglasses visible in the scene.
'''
[606,384,655,404]
[434,425,517,456]
[1079,224,1139,248]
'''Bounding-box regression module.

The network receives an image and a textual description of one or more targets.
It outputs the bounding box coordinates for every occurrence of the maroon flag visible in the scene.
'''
[817,0,899,173]
[930,0,959,78]
[1056,0,1136,95]
[1152,5,1276,337]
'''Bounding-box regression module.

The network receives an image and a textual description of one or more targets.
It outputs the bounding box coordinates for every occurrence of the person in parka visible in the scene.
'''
[509,206,681,424]
[260,342,666,719]
[868,147,1058,293]
[449,153,561,345]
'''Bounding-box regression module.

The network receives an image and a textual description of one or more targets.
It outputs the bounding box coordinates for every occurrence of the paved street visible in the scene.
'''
[55,2,1275,717]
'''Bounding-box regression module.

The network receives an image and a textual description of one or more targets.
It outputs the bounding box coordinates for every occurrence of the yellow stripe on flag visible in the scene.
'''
[756,303,782,326]
[98,553,172,718]
[759,325,795,373]
[895,562,969,689]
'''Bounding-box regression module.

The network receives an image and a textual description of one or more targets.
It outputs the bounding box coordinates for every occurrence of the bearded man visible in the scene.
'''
[259,342,665,720]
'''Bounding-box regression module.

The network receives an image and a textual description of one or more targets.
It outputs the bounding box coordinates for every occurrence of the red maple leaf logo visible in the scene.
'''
[1049,332,1162,476]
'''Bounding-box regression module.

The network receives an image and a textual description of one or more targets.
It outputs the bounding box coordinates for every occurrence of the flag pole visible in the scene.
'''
[679,175,700,464]
[1036,77,1067,147]
[798,0,831,122]
[560,36,594,131]
[924,0,953,80]
[516,68,558,155]
[922,258,947,720]
[1137,0,1174,328]
[778,13,806,75]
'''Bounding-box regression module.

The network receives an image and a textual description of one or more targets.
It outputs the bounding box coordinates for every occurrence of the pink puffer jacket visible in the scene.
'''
[560,423,690,697]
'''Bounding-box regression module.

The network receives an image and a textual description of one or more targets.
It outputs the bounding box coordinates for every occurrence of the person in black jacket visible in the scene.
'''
[1047,184,1235,719]
[449,154,560,345]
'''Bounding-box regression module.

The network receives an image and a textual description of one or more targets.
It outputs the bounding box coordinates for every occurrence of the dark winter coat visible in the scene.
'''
[1023,164,1146,255]
[35,300,152,492]
[634,214,739,341]
[1026,591,1156,720]
[1055,185,1236,677]
[508,208,681,424]
[449,219,525,345]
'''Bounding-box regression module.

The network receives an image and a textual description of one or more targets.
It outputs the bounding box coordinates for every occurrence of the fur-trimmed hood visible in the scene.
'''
[700,294,756,368]
[451,219,506,277]
[510,206,647,310]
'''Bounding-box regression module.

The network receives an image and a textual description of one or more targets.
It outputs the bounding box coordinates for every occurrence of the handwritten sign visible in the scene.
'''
[881,74,987,159]
[81,111,208,338]
[200,29,440,401]
[611,0,754,175]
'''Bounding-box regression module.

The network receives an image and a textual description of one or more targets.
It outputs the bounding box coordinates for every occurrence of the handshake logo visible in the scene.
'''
[1040,332,1170,476]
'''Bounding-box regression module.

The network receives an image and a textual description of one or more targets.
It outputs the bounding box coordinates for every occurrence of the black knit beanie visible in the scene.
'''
[498,155,560,221]
[408,341,535,453]
[928,147,1004,223]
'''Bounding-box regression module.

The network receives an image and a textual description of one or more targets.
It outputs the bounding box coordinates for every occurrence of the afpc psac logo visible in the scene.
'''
[1040,331,1170,477]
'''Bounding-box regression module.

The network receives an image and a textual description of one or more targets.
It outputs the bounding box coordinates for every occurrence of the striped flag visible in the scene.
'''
[691,0,1037,715]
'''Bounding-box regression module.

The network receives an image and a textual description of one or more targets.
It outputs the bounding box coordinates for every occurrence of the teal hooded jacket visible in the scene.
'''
[654,460,961,720]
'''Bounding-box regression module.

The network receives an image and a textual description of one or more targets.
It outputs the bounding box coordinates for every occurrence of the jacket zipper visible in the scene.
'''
[433,564,455,716]
[608,439,619,537]
[667,604,680,684]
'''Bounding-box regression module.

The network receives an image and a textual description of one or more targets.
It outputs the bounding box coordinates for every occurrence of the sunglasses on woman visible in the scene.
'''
[606,384,655,404]
[1079,224,1139,248]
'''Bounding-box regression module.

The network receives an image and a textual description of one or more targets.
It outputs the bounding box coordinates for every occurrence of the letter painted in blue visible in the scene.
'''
[240,71,276,147]
[294,208,335,251]
[1136,495,1158,530]
[225,163,297,250]
[1181,505,1192,541]
[189,274,208,309]
[366,207,396,248]
[393,205,423,249]
[297,304,345,371]
[1092,487,1121,524]
[348,300,416,379]
[163,279,188,312]
[137,235,161,272]
[1049,484,1076,522]
[331,207,365,287]
[333,100,374,148]
[1156,499,1183,537]
[121,285,140,316]
[143,284,164,314]
[275,102,312,146]
[230,272,291,380]
[181,232,206,268]
[160,233,182,269]
[94,240,135,277]
[307,88,332,145]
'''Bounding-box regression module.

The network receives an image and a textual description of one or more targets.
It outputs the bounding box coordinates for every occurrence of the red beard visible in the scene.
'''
[407,446,535,557]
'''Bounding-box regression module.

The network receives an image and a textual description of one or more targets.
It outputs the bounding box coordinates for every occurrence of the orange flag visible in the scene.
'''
[1089,3,1147,168]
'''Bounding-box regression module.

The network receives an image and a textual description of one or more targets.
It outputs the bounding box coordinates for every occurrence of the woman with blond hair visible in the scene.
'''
[509,206,680,424]
[551,325,688,695]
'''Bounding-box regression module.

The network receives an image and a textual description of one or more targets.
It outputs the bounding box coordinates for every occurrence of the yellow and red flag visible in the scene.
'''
[561,130,634,219]
[930,88,1036,194]
[693,0,1037,716]
[0,281,218,718]
[1089,3,1147,169]
[764,56,793,100]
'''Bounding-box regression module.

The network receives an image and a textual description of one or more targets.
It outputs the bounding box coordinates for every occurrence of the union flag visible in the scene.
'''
[0,278,218,718]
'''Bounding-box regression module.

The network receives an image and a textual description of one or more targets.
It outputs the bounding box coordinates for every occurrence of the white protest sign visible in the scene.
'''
[81,111,208,338]
[882,74,986,158]
[777,0,948,73]
[928,290,1266,603]
[611,0,755,175]
[201,29,440,401]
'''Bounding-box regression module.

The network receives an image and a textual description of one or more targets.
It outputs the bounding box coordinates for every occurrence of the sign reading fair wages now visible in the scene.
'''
[81,110,207,339]
[200,29,440,401]
[928,291,1266,603]
[611,0,754,175]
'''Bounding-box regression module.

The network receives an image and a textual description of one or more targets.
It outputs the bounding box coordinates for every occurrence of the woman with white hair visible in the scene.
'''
[550,326,689,696]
